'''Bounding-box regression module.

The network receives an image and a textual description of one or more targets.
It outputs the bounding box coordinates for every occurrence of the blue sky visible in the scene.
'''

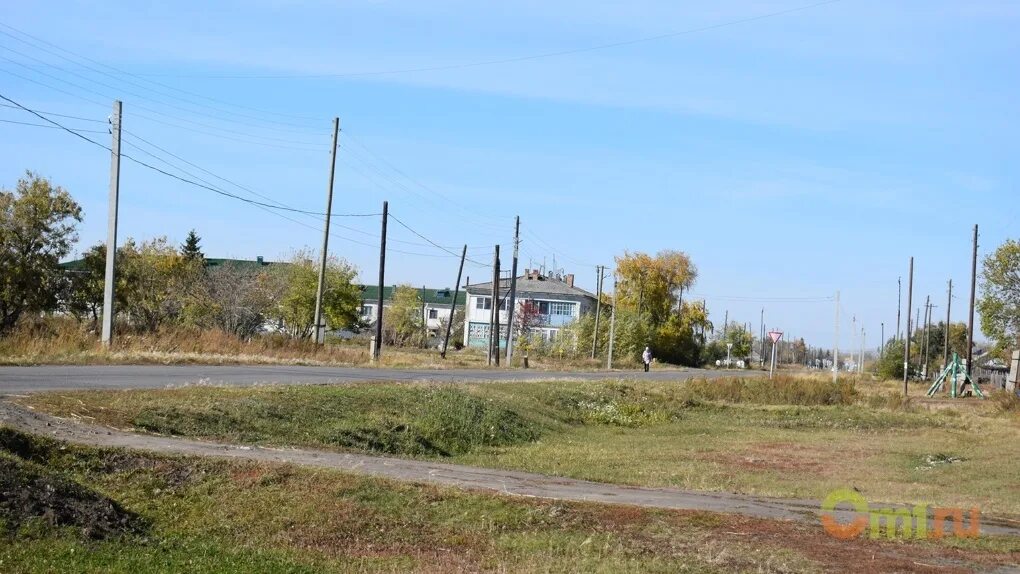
[1,0,1017,349]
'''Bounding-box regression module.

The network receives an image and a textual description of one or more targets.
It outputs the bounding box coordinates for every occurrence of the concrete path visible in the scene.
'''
[3,400,1018,538]
[0,364,738,394]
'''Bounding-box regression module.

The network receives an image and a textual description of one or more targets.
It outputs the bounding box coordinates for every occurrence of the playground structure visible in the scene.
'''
[927,352,984,399]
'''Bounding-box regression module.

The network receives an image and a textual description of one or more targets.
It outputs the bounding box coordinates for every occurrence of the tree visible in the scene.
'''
[387,285,424,346]
[615,250,697,327]
[876,339,906,380]
[203,262,276,338]
[61,243,108,328]
[978,238,1020,355]
[117,237,205,331]
[181,229,203,261]
[513,299,544,357]
[0,172,82,332]
[264,250,359,338]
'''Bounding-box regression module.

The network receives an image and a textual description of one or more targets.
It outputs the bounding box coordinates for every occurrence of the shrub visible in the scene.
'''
[680,376,859,406]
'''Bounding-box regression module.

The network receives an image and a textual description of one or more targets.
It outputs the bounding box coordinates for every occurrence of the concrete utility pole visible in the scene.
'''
[101,101,123,347]
[904,257,914,395]
[607,276,617,369]
[441,245,467,359]
[880,323,885,358]
[760,307,765,367]
[488,245,501,366]
[505,216,520,363]
[944,279,952,368]
[966,224,978,377]
[851,315,856,372]
[834,290,840,383]
[373,201,388,362]
[420,285,427,344]
[860,327,865,374]
[313,117,340,344]
[723,310,729,340]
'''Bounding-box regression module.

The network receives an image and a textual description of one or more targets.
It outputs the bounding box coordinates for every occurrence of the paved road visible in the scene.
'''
[0,364,741,394]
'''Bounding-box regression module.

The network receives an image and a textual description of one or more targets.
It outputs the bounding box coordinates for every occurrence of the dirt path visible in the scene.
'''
[3,399,1018,539]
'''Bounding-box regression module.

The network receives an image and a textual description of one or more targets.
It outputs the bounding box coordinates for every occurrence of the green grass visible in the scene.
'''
[20,377,1020,518]
[1,429,847,573]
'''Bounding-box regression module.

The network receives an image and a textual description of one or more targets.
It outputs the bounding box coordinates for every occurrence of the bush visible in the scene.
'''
[990,389,1020,414]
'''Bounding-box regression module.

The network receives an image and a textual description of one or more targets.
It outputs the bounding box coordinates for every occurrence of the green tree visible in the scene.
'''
[876,339,906,380]
[978,238,1020,354]
[387,285,424,346]
[61,243,108,327]
[181,229,204,261]
[117,237,205,331]
[264,251,359,338]
[0,172,82,331]
[202,262,276,338]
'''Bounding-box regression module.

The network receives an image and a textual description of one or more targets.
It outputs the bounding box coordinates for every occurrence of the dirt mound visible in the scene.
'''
[0,451,147,540]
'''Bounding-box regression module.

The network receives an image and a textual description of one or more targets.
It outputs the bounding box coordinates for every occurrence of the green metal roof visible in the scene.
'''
[358,285,466,306]
[59,257,276,270]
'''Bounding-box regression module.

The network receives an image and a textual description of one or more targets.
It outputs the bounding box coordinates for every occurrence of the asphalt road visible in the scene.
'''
[0,364,741,394]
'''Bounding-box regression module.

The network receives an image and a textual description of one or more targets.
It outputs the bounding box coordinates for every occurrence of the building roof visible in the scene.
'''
[59,256,275,271]
[466,273,596,299]
[358,285,466,306]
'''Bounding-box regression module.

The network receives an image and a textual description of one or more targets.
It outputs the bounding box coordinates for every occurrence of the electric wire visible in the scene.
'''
[121,0,842,79]
[0,117,106,133]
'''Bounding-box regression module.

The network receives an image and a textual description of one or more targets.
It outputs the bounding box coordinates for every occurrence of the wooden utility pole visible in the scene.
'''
[944,279,952,368]
[966,225,978,377]
[591,265,604,359]
[420,285,427,346]
[101,100,122,347]
[904,257,913,394]
[834,290,840,382]
[607,276,617,369]
[441,245,467,359]
[922,296,931,378]
[488,245,500,366]
[897,276,902,341]
[313,117,340,344]
[373,201,388,361]
[505,216,520,363]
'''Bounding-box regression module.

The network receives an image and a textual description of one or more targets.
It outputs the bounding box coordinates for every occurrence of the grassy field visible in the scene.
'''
[1,428,1017,573]
[18,376,1020,518]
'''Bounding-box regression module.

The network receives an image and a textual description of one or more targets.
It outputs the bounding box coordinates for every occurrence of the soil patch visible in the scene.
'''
[0,455,147,540]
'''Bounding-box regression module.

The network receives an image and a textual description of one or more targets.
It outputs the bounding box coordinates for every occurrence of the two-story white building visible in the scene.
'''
[358,285,466,337]
[463,270,597,349]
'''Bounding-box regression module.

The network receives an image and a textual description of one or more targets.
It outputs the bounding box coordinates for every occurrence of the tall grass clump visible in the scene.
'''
[680,375,859,406]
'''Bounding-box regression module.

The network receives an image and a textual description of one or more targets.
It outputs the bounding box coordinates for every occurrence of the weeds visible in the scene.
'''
[680,376,859,406]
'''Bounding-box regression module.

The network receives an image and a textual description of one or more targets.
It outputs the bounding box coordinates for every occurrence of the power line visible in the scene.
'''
[123,1,841,79]
[0,117,106,133]
[0,102,104,122]
[1,56,329,149]
[388,212,490,267]
[0,21,325,125]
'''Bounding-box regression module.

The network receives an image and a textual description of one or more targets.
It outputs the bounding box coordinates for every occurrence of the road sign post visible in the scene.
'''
[768,330,783,379]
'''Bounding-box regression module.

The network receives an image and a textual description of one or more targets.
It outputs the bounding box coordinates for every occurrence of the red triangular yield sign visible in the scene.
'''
[768,331,783,343]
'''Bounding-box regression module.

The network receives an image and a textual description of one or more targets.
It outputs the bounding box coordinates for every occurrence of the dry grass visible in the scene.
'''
[0,317,638,371]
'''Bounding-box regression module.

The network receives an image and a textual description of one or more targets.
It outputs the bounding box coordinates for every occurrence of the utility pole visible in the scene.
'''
[860,327,865,374]
[505,216,520,364]
[441,245,467,359]
[420,285,427,345]
[313,117,340,344]
[760,307,765,367]
[591,265,604,359]
[944,279,952,368]
[896,276,902,341]
[851,315,856,372]
[373,201,388,362]
[834,290,840,382]
[488,245,500,366]
[101,100,122,347]
[966,224,978,377]
[723,310,729,340]
[607,276,617,369]
[904,257,913,394]
[880,323,885,358]
[922,296,931,379]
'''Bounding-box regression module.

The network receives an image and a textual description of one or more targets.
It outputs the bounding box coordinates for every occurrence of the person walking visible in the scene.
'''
[642,346,652,372]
